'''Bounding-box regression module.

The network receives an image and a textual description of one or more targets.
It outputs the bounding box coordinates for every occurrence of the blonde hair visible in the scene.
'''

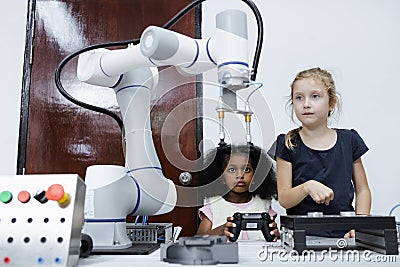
[285,67,341,149]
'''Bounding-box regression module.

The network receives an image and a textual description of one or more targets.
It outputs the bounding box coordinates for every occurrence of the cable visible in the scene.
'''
[242,0,264,81]
[54,0,264,129]
[246,81,263,102]
[142,215,148,225]
[389,203,400,216]
[134,215,140,225]
[55,43,130,130]
[219,71,232,97]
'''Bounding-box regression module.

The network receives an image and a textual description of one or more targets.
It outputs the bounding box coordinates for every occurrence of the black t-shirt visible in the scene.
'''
[274,128,369,237]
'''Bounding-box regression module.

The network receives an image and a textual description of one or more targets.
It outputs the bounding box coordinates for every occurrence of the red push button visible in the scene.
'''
[17,191,31,203]
[45,184,64,201]
[3,256,10,264]
[45,184,69,205]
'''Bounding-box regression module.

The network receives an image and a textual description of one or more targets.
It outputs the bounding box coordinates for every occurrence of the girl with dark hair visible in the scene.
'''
[196,143,278,241]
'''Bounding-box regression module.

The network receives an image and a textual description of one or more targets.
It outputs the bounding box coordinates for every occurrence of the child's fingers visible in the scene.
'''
[344,229,355,238]
[312,190,334,205]
[224,227,234,238]
[225,221,236,228]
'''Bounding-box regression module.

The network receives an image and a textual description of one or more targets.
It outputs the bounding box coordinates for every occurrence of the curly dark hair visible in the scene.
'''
[196,143,277,200]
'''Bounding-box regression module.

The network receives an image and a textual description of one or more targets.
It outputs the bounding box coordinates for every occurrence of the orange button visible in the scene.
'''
[45,184,64,201]
[17,191,31,203]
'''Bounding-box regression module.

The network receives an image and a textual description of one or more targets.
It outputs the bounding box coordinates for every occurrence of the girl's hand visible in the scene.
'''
[224,216,236,240]
[344,229,355,238]
[305,180,334,205]
[269,215,279,242]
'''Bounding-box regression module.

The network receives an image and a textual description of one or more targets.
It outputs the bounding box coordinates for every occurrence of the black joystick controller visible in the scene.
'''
[228,212,274,242]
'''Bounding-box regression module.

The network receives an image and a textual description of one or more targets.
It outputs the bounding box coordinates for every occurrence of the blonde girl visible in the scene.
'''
[275,67,371,238]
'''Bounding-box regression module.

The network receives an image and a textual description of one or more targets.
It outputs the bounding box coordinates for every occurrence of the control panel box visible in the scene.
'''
[0,174,85,266]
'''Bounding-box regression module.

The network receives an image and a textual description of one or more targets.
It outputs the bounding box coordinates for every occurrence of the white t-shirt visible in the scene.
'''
[198,195,276,240]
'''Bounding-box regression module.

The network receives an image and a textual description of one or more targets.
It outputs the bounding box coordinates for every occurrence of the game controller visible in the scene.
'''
[228,212,275,242]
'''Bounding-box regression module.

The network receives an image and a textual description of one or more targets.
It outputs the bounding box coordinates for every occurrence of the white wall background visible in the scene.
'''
[202,0,400,218]
[1,1,399,219]
[0,1,27,175]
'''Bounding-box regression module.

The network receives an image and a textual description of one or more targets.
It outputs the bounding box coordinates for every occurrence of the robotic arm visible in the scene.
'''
[77,9,253,250]
[78,9,250,97]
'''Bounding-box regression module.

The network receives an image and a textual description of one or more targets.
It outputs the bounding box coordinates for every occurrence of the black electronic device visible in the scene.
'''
[228,212,274,242]
[280,212,399,255]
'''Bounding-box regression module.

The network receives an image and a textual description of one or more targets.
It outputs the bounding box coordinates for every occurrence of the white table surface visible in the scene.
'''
[78,241,400,267]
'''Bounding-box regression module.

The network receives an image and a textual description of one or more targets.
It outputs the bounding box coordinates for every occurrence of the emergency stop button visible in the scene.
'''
[45,184,69,205]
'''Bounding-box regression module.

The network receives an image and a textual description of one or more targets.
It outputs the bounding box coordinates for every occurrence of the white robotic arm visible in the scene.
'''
[78,9,251,250]
[82,65,180,249]
[78,9,250,93]
[76,44,153,87]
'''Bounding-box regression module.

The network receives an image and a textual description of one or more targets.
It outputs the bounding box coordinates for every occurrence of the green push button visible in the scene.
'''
[0,191,13,203]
